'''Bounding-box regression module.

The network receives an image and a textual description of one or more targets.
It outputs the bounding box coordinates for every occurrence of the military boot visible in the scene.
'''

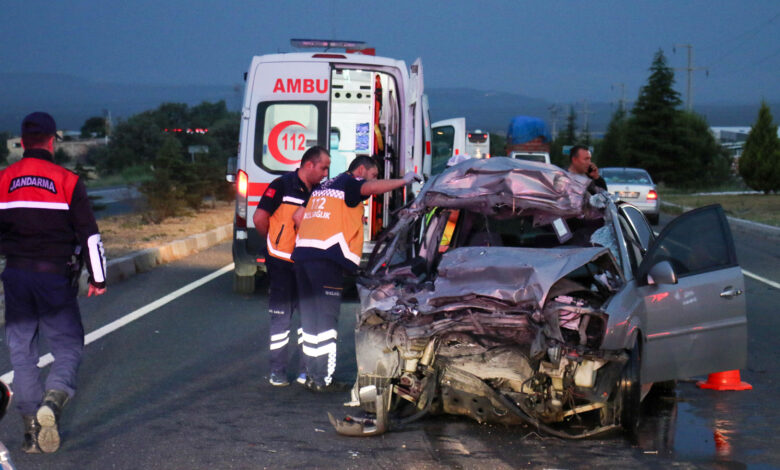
[36,389,69,453]
[21,415,41,454]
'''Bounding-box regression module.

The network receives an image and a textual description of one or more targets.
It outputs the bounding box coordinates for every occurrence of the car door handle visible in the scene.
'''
[720,287,743,299]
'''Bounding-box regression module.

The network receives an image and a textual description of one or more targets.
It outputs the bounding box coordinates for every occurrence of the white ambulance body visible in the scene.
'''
[231,51,431,293]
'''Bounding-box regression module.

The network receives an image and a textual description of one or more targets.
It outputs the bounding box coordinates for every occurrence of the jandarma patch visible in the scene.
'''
[8,175,57,194]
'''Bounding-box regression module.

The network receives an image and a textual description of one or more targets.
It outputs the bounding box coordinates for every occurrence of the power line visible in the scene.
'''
[704,12,780,69]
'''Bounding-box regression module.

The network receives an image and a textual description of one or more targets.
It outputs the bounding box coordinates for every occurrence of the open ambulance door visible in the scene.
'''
[421,94,432,180]
[408,58,428,196]
[431,117,466,175]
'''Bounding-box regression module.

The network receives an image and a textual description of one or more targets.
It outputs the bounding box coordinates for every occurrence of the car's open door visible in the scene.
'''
[637,204,747,383]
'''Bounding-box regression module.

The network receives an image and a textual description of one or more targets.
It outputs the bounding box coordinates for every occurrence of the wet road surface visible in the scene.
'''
[0,212,776,469]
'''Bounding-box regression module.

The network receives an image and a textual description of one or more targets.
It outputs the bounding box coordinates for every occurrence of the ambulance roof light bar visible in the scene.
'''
[290,39,367,50]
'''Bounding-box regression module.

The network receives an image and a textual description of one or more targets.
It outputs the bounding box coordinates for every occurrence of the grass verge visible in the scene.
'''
[662,193,780,227]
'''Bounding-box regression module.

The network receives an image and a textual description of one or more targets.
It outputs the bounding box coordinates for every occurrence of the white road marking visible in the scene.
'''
[743,269,780,290]
[1,263,234,385]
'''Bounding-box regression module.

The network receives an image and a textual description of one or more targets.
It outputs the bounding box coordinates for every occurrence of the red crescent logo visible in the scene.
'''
[268,120,306,165]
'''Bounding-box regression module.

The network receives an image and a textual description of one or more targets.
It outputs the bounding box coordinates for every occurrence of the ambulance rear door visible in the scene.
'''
[244,60,331,230]
[408,58,426,195]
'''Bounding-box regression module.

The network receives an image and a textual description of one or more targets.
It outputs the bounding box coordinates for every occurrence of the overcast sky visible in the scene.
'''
[2,1,778,106]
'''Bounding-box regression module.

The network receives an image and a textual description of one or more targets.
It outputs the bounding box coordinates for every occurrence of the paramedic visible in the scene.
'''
[292,156,422,392]
[0,112,107,454]
[253,146,331,386]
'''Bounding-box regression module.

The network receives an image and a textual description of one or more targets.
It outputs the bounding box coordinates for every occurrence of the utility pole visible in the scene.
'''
[611,83,627,112]
[580,100,594,142]
[548,104,560,141]
[674,44,708,112]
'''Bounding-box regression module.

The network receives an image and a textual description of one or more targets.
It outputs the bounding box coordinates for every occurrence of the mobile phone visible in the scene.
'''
[588,164,595,174]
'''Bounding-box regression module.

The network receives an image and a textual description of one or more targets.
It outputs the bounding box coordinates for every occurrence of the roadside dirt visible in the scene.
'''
[98,200,234,259]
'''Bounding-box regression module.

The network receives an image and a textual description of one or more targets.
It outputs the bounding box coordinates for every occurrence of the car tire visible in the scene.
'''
[233,273,256,294]
[619,343,642,438]
[647,213,659,225]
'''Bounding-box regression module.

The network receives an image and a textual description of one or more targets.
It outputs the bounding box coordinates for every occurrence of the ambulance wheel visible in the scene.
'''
[233,273,256,294]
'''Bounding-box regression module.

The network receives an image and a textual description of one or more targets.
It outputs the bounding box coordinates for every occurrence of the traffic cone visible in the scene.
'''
[697,370,752,391]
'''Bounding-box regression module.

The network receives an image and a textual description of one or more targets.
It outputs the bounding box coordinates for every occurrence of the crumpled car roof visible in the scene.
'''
[415,157,599,219]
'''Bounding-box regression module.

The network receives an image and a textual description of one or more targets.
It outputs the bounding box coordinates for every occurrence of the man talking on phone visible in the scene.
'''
[567,145,607,191]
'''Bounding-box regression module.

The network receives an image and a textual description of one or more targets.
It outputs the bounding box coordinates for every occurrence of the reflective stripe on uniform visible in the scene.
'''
[266,234,292,260]
[282,196,305,205]
[270,338,290,350]
[0,201,69,210]
[271,331,289,342]
[302,342,337,358]
[301,329,337,344]
[295,233,361,265]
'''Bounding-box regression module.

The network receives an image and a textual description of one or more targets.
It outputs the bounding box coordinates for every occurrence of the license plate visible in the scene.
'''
[617,191,639,198]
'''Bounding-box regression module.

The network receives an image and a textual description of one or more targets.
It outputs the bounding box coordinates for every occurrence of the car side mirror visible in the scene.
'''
[647,260,678,286]
[225,157,237,183]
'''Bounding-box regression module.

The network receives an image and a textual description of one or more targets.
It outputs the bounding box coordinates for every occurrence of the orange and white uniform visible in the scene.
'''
[292,172,368,272]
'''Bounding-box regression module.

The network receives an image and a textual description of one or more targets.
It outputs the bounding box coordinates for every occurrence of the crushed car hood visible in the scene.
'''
[361,246,615,316]
[415,246,611,311]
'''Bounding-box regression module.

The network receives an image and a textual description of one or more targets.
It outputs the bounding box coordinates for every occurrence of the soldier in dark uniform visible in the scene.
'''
[0,112,107,453]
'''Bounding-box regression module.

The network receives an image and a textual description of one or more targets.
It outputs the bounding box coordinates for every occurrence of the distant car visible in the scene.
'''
[601,167,660,224]
[331,158,746,439]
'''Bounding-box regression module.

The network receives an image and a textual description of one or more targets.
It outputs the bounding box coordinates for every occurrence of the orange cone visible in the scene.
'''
[697,370,752,391]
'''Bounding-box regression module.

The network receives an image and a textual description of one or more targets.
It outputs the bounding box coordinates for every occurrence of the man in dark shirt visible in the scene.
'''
[568,145,607,191]
[0,112,106,453]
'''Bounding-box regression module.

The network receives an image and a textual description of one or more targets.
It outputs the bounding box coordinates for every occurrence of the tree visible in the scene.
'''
[80,116,107,138]
[550,106,577,167]
[624,49,686,185]
[677,111,732,187]
[0,131,10,164]
[596,107,629,167]
[489,132,506,157]
[739,102,780,193]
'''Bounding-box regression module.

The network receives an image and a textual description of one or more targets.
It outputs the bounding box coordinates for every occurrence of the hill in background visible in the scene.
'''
[1,73,774,136]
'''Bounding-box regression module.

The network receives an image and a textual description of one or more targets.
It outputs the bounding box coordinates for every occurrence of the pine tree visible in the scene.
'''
[596,107,628,167]
[625,49,685,185]
[739,102,780,193]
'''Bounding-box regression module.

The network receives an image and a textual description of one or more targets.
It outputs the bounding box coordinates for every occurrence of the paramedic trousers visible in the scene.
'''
[266,256,303,375]
[1,267,84,416]
[295,259,344,386]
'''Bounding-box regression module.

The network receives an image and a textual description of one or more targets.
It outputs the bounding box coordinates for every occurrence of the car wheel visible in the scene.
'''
[647,213,659,225]
[233,273,256,294]
[619,343,642,438]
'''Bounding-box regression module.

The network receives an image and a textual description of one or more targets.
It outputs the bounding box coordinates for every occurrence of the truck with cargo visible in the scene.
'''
[506,115,551,165]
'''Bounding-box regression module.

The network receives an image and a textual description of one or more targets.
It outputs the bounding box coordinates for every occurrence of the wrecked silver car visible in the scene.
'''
[332,158,747,439]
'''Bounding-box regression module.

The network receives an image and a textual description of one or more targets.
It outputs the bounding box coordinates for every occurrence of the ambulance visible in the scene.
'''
[229,40,432,293]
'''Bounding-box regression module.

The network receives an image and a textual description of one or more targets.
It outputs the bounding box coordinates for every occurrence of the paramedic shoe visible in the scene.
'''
[21,415,41,454]
[305,378,351,393]
[36,389,69,453]
[269,372,290,387]
[296,373,307,385]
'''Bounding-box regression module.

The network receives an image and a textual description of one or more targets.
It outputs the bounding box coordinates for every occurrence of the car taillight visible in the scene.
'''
[236,169,248,227]
[647,190,658,200]
[426,141,431,155]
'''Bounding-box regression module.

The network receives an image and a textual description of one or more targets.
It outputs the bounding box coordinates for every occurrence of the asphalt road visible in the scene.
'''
[0,213,777,469]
